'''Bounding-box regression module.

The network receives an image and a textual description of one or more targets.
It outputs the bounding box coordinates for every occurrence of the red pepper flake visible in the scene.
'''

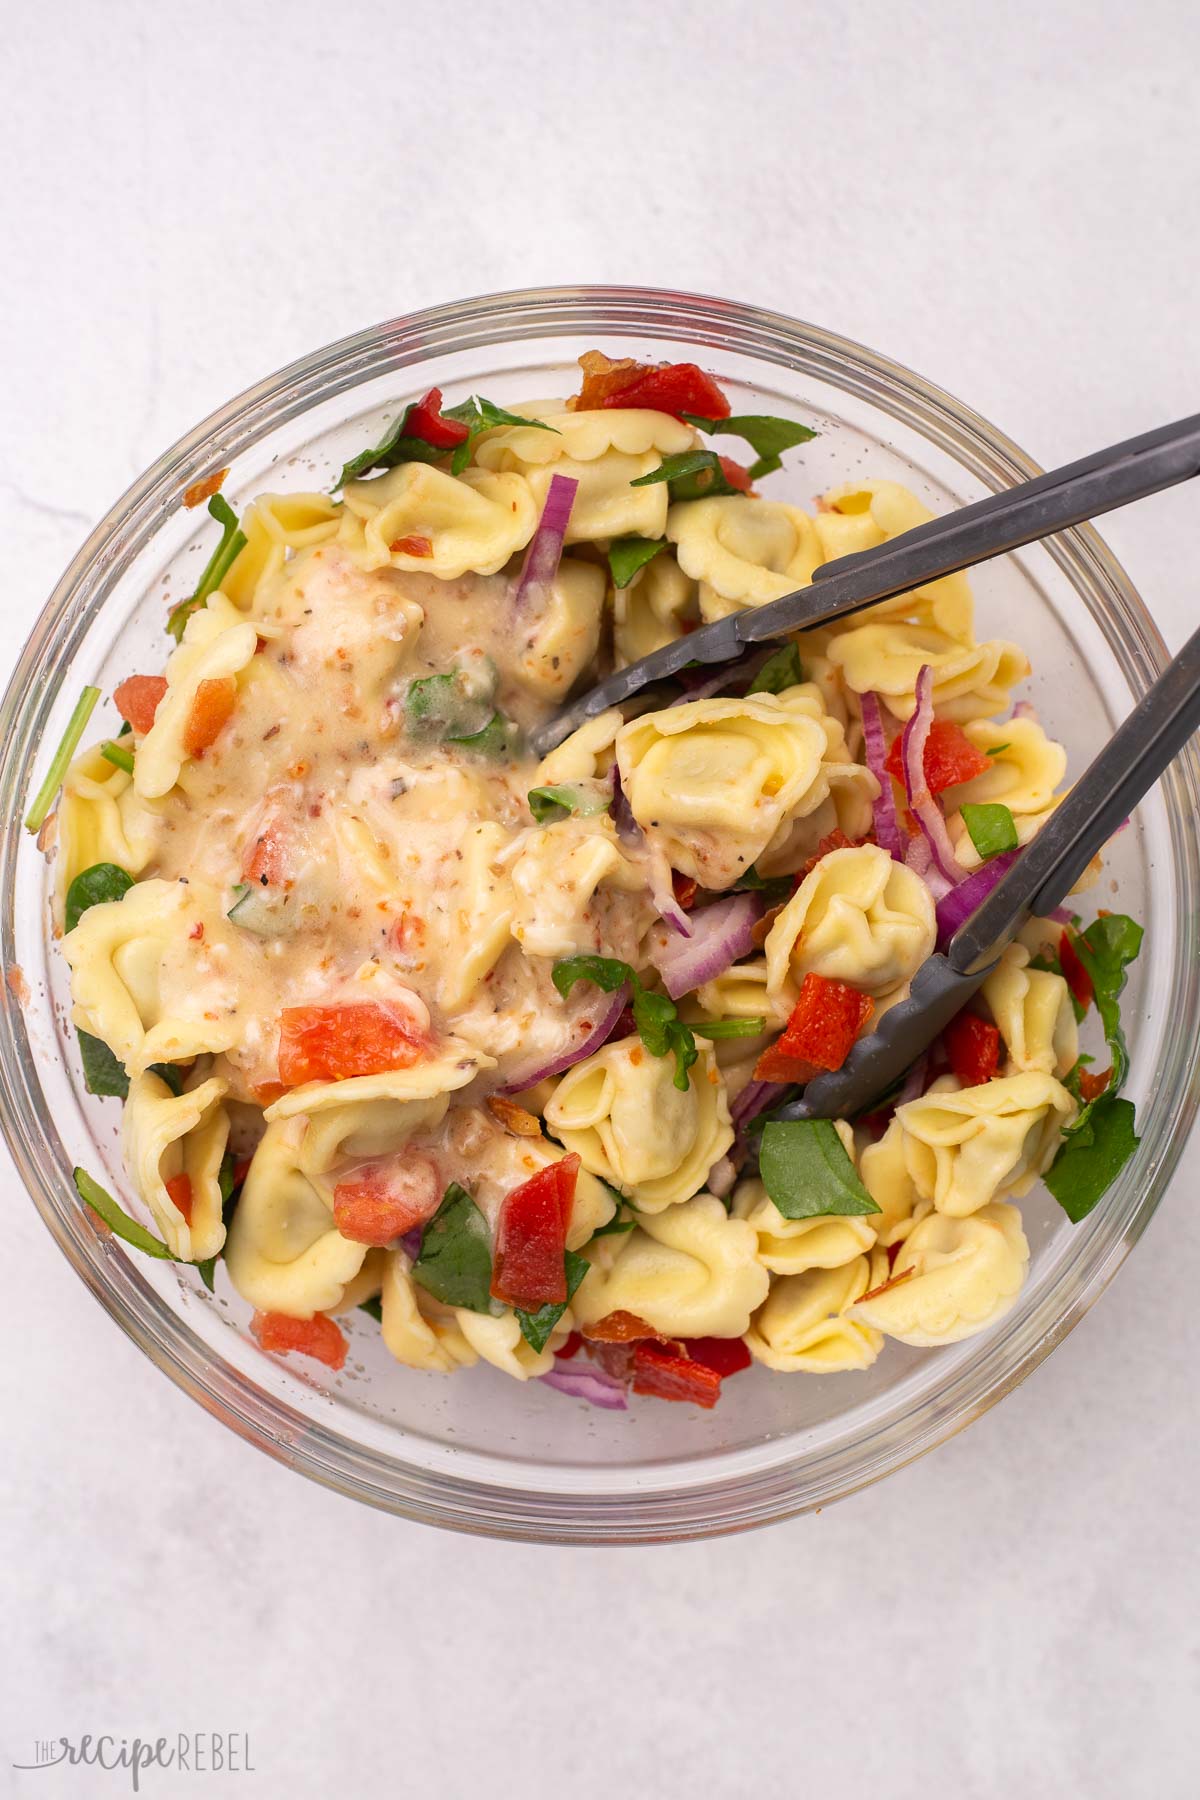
[754,973,874,1083]
[389,534,434,557]
[183,468,229,508]
[942,1010,1001,1088]
[884,718,992,795]
[251,1309,347,1371]
[1059,932,1094,1011]
[632,1341,723,1408]
[490,1155,580,1308]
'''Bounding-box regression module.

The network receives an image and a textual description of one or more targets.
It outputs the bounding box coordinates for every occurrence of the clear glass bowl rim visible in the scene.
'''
[2,284,1196,1544]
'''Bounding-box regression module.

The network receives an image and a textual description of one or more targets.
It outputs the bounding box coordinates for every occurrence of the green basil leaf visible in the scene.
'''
[515,1249,590,1353]
[78,1030,130,1098]
[631,988,698,1091]
[735,864,794,906]
[73,1167,177,1260]
[357,1295,384,1322]
[629,449,745,502]
[149,1063,184,1097]
[412,1182,497,1314]
[65,861,134,933]
[960,802,1019,859]
[1044,1096,1139,1222]
[405,670,496,742]
[759,1119,881,1219]
[683,411,818,480]
[607,536,667,588]
[450,711,518,758]
[167,495,247,641]
[747,644,804,695]
[24,686,102,833]
[527,782,611,825]
[692,1017,766,1038]
[99,741,135,775]
[443,396,559,477]
[1069,913,1143,1104]
[552,955,633,1000]
[590,1205,637,1237]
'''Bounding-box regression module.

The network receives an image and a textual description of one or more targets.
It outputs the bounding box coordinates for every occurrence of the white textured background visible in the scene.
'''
[2,3,1198,1796]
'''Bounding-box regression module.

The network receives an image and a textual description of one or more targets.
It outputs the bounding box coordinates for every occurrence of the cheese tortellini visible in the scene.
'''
[342,463,537,578]
[814,481,974,642]
[764,844,936,1012]
[896,1073,1076,1217]
[613,554,697,666]
[573,1193,769,1338]
[668,495,822,620]
[732,1173,877,1275]
[827,621,1030,723]
[221,491,341,612]
[224,1117,370,1317]
[744,1254,887,1373]
[54,744,159,924]
[848,1204,1029,1346]
[121,1070,230,1263]
[544,1038,733,1212]
[982,944,1078,1079]
[136,596,259,801]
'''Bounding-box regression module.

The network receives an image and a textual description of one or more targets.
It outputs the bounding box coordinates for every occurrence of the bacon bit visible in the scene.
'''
[751,903,784,949]
[486,1095,543,1138]
[682,1336,752,1377]
[5,964,29,1006]
[389,534,434,557]
[884,719,991,795]
[250,1309,348,1371]
[1059,932,1094,1011]
[490,1155,580,1307]
[277,1001,429,1086]
[754,974,874,1083]
[632,1341,723,1408]
[1078,1066,1112,1103]
[113,674,168,736]
[554,1330,584,1360]
[943,1011,1001,1088]
[183,676,237,757]
[797,828,868,882]
[333,1161,441,1245]
[671,870,698,910]
[858,1264,916,1306]
[183,468,229,508]
[718,455,753,493]
[164,1172,193,1225]
[188,921,205,941]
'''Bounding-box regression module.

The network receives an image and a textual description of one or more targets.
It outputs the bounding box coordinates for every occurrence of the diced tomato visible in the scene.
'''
[943,1010,1001,1088]
[490,1154,580,1308]
[1059,932,1094,1010]
[583,1310,658,1343]
[597,361,732,422]
[672,870,698,910]
[164,1172,193,1224]
[113,674,168,736]
[277,1001,429,1086]
[389,534,433,557]
[554,1330,583,1360]
[1078,1066,1112,1104]
[333,1159,441,1246]
[884,718,992,795]
[243,815,290,886]
[632,1341,723,1408]
[681,1336,752,1377]
[403,387,470,449]
[183,675,237,757]
[717,455,752,493]
[754,973,874,1083]
[250,1309,347,1371]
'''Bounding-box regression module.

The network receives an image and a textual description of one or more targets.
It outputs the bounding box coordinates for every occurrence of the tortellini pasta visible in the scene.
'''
[614,692,834,888]
[744,1254,887,1373]
[121,1070,230,1263]
[379,1252,478,1373]
[896,1072,1076,1217]
[613,554,697,666]
[509,818,647,959]
[858,1117,932,1249]
[764,844,936,1012]
[54,744,159,923]
[543,1038,733,1212]
[221,491,341,612]
[342,463,537,578]
[512,558,605,697]
[827,620,1030,723]
[573,1193,769,1338]
[732,1171,877,1275]
[533,708,621,787]
[135,595,259,800]
[668,495,823,621]
[224,1117,370,1317]
[941,715,1067,816]
[455,1306,570,1379]
[981,944,1078,1078]
[848,1203,1029,1346]
[814,481,974,642]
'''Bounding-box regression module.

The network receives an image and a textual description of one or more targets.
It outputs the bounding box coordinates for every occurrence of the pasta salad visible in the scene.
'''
[32,350,1142,1412]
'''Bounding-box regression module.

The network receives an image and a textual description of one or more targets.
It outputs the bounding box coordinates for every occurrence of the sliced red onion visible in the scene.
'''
[499,985,630,1093]
[648,892,762,1000]
[730,1078,788,1126]
[399,1226,424,1260]
[512,474,578,616]
[707,1154,737,1198]
[540,1362,628,1409]
[670,647,771,704]
[610,762,641,846]
[904,831,954,901]
[1012,700,1037,721]
[934,849,1019,943]
[648,844,693,937]
[859,690,906,860]
[900,666,969,886]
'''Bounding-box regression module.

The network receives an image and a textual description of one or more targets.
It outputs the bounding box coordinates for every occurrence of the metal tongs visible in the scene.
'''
[531,411,1200,1119]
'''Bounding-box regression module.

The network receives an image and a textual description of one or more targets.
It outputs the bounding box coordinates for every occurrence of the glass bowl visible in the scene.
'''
[2,286,1196,1544]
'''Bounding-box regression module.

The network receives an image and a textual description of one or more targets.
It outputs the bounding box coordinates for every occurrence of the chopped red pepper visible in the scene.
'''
[490,1153,580,1308]
[671,870,698,910]
[390,534,433,557]
[113,674,168,736]
[1059,932,1094,1011]
[277,1001,429,1086]
[681,1336,752,1377]
[573,350,732,421]
[884,718,992,795]
[402,387,470,449]
[333,1160,441,1245]
[251,1309,347,1371]
[1078,1066,1112,1103]
[717,455,753,493]
[164,1172,193,1224]
[943,1010,1001,1087]
[554,1330,583,1361]
[582,1310,659,1342]
[632,1341,723,1408]
[753,973,874,1083]
[183,675,237,757]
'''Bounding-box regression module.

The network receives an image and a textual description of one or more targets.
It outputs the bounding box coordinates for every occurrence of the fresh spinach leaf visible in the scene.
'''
[78,1031,130,1099]
[73,1166,177,1259]
[759,1119,881,1219]
[358,1295,384,1322]
[552,955,698,1091]
[515,1249,590,1353]
[167,495,247,641]
[683,411,818,482]
[960,802,1018,859]
[442,395,559,477]
[747,644,804,695]
[527,783,611,825]
[24,686,101,833]
[630,449,746,502]
[607,536,667,589]
[412,1183,497,1314]
[1045,1096,1139,1223]
[65,861,134,932]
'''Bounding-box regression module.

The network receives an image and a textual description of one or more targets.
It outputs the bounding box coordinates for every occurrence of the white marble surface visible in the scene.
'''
[2,3,1198,1795]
